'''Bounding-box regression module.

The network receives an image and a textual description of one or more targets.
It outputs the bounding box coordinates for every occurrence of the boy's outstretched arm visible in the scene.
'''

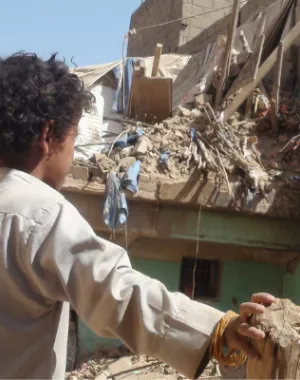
[28,200,273,378]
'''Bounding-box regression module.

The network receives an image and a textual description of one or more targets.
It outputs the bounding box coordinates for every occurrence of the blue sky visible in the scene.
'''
[0,0,141,67]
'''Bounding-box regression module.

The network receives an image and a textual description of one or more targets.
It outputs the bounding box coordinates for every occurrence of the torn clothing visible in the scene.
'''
[0,168,223,379]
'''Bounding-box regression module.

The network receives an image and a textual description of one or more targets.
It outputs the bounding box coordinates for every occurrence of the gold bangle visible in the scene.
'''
[210,310,246,367]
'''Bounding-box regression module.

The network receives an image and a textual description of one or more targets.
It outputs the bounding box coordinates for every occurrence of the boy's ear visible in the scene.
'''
[37,121,55,156]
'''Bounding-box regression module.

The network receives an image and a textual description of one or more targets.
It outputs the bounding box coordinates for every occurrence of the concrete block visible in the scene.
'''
[108,358,131,376]
[69,166,89,181]
[194,93,213,108]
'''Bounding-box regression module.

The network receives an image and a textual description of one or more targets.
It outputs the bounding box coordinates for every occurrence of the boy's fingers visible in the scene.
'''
[238,323,265,340]
[250,293,275,304]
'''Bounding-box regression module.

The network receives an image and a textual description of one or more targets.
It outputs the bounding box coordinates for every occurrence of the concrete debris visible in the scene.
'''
[133,136,153,156]
[66,353,222,380]
[194,94,213,109]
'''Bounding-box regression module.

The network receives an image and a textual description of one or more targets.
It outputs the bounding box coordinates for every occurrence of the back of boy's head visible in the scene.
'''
[0,52,94,155]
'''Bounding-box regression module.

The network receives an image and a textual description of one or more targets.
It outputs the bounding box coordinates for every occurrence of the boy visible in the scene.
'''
[0,53,274,379]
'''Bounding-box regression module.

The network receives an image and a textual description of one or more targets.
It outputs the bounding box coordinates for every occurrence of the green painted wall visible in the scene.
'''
[282,263,300,303]
[206,261,283,312]
[132,258,181,292]
[77,257,287,358]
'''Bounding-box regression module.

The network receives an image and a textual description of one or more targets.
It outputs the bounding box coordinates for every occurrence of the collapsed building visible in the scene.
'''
[64,0,300,377]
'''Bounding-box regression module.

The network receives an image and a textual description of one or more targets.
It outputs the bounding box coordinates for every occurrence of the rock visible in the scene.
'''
[177,105,191,117]
[164,365,173,375]
[194,93,212,109]
[172,115,183,125]
[163,119,174,129]
[120,146,134,158]
[175,131,184,139]
[93,154,115,172]
[118,157,136,173]
[248,299,300,379]
[133,136,153,155]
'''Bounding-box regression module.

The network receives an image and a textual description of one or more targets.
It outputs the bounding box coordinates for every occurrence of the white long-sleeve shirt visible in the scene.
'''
[0,168,223,379]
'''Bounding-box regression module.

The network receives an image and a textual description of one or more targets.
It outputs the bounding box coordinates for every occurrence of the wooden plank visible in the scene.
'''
[225,33,265,100]
[128,77,172,123]
[270,41,284,133]
[245,94,254,118]
[262,0,294,62]
[215,0,241,108]
[223,20,300,123]
[151,43,163,77]
[296,0,300,82]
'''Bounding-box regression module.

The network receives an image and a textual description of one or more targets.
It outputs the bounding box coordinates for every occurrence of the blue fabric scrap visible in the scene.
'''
[190,128,196,141]
[245,187,256,209]
[103,172,128,230]
[159,152,171,167]
[113,133,128,149]
[121,160,141,193]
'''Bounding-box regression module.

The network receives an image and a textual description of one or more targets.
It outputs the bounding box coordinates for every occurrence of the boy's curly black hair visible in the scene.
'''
[0,52,94,153]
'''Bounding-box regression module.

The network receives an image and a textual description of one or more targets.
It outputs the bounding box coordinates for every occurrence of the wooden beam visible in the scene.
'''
[151,43,163,77]
[296,0,300,82]
[245,94,254,118]
[223,20,300,122]
[225,32,265,101]
[271,41,284,133]
[215,0,241,108]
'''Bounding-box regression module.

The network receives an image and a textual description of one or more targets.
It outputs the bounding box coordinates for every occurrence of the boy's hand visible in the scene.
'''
[223,293,275,359]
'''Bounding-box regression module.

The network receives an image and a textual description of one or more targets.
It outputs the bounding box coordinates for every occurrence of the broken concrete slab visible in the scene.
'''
[133,136,153,156]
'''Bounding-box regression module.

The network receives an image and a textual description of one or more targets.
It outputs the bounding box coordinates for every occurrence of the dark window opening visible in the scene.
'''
[179,258,221,300]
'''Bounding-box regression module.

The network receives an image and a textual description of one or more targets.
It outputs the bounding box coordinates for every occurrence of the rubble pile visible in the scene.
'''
[66,351,221,380]
[78,97,280,203]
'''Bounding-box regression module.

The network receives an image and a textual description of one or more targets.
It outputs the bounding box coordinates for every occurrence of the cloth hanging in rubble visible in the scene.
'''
[112,58,136,114]
[159,152,171,169]
[121,160,141,193]
[103,172,128,230]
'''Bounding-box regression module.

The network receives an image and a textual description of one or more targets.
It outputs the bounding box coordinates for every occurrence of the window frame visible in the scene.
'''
[179,257,222,301]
